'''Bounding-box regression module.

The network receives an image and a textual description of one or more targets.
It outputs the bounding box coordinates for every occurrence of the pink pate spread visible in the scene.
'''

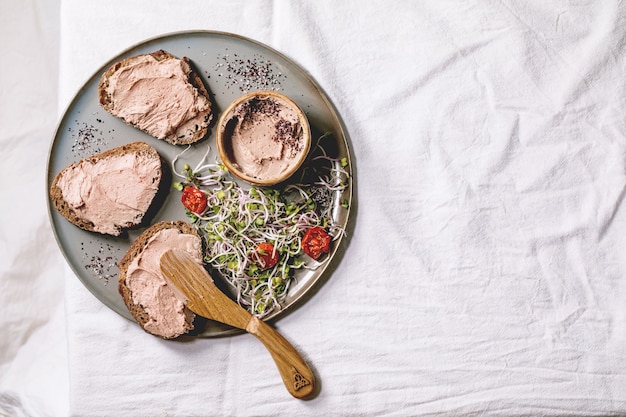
[125,228,203,339]
[104,54,211,139]
[222,94,306,180]
[56,152,161,235]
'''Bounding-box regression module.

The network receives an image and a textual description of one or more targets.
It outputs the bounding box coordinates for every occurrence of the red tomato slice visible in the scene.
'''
[254,242,279,269]
[181,186,207,214]
[302,226,331,260]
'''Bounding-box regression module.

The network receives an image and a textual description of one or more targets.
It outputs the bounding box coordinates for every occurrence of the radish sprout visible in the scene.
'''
[172,136,349,317]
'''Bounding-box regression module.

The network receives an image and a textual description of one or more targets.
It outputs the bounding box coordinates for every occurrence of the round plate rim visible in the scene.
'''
[46,30,353,337]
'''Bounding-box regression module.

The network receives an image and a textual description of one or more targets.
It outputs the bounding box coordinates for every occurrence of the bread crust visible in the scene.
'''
[118,221,200,339]
[49,141,163,236]
[98,50,213,145]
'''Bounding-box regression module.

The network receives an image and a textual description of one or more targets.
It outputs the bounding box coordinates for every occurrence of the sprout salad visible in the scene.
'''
[172,134,350,317]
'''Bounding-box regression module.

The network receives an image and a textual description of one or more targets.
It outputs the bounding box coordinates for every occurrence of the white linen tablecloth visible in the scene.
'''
[3,0,626,416]
[0,1,68,416]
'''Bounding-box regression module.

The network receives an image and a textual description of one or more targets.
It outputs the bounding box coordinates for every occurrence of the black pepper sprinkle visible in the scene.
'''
[309,185,332,215]
[214,53,286,93]
[235,97,303,157]
[82,242,120,285]
[70,121,108,157]
[273,119,302,157]
[240,96,280,117]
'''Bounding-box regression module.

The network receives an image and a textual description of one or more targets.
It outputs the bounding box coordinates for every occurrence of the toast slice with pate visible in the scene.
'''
[49,141,164,236]
[98,50,214,145]
[118,221,203,339]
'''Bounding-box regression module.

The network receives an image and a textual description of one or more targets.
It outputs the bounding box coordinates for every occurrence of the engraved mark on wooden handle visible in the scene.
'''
[292,367,311,391]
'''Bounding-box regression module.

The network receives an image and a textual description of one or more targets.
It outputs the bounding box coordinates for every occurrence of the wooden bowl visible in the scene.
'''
[216,90,311,186]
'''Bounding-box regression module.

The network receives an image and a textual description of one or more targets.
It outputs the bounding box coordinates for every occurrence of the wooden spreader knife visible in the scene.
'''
[160,249,315,399]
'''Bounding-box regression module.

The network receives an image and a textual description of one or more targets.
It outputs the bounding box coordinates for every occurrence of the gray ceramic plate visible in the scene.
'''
[46,31,352,337]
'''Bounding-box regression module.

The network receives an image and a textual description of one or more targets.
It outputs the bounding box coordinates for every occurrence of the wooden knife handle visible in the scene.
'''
[246,316,315,399]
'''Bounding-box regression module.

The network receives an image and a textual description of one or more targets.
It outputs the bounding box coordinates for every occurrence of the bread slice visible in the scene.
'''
[98,50,213,145]
[118,221,202,339]
[49,141,164,236]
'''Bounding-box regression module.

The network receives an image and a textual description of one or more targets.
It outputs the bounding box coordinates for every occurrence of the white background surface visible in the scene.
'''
[2,1,626,416]
[1,0,68,416]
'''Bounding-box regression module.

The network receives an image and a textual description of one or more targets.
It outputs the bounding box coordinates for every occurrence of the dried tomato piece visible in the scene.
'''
[302,227,331,260]
[254,242,279,269]
[181,186,207,214]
